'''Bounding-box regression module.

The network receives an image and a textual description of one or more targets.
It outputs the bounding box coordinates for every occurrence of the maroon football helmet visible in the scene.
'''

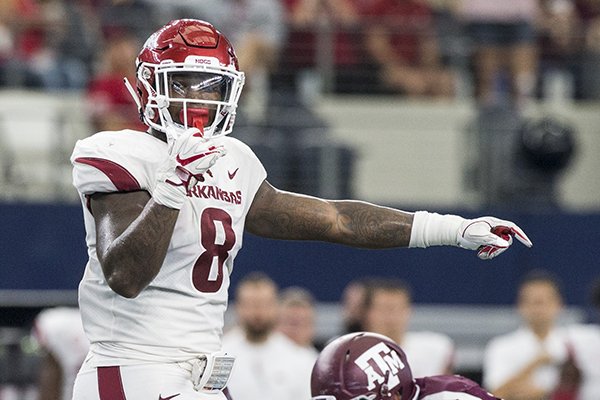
[125,19,245,138]
[311,332,418,400]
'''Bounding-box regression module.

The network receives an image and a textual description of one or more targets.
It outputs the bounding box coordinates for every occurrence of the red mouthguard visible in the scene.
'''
[180,108,210,136]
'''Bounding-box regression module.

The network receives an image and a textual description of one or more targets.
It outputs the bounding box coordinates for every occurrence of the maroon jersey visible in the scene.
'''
[416,375,501,399]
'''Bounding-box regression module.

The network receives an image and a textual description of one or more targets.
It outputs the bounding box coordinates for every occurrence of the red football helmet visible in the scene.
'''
[125,19,245,139]
[311,332,418,400]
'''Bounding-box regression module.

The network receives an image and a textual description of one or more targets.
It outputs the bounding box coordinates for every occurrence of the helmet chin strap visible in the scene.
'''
[381,371,392,398]
[158,104,185,144]
[123,77,142,110]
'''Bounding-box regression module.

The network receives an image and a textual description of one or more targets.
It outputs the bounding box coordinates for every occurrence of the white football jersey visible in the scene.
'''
[70,129,266,366]
[563,324,600,400]
[402,331,454,377]
[483,327,567,392]
[222,328,317,400]
[33,307,89,400]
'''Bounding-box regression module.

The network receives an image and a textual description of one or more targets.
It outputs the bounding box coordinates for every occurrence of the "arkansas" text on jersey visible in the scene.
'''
[187,185,242,205]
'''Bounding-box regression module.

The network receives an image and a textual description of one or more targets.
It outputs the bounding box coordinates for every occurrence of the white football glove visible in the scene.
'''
[409,211,533,260]
[152,127,226,209]
[458,216,533,259]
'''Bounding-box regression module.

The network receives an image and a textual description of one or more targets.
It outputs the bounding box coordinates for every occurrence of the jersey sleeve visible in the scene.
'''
[71,130,165,195]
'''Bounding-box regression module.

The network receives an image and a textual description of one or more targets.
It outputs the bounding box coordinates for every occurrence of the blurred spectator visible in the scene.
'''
[0,0,98,90]
[341,279,367,334]
[181,0,286,123]
[456,0,540,106]
[362,0,456,98]
[575,0,600,99]
[483,270,568,400]
[277,286,320,352]
[32,307,89,400]
[38,0,99,90]
[86,33,146,132]
[222,272,316,400]
[537,0,582,103]
[279,0,372,95]
[0,0,48,88]
[0,327,38,400]
[560,278,600,400]
[361,277,455,378]
[575,0,600,49]
[90,0,160,43]
[183,0,285,74]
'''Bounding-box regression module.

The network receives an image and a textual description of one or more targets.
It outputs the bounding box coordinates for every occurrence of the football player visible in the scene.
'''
[70,19,531,400]
[32,307,89,400]
[311,331,501,400]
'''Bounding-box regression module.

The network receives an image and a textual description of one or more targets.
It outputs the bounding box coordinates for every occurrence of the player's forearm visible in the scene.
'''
[101,201,178,298]
[327,200,414,248]
[247,193,413,248]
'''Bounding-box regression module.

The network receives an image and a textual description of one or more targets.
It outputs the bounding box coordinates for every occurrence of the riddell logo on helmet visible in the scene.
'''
[354,343,406,391]
[185,56,218,65]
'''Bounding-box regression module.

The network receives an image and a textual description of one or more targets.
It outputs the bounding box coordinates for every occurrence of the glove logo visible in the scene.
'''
[175,146,219,166]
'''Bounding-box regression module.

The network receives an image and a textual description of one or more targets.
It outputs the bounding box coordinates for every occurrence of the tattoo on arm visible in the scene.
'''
[333,201,413,247]
[247,185,413,248]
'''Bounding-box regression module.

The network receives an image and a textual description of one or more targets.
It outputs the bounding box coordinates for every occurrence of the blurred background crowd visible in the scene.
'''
[2,0,600,101]
[1,0,600,399]
[1,0,599,207]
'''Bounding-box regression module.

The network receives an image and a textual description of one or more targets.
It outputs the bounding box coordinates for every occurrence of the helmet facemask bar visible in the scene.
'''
[139,60,244,139]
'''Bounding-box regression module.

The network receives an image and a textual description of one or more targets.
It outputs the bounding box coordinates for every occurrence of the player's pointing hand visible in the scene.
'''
[409,212,532,260]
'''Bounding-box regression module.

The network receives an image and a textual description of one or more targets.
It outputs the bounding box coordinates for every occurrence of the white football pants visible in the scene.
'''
[72,362,228,400]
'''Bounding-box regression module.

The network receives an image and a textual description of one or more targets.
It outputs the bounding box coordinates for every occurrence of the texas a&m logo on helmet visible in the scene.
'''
[311,332,417,400]
[355,341,406,392]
